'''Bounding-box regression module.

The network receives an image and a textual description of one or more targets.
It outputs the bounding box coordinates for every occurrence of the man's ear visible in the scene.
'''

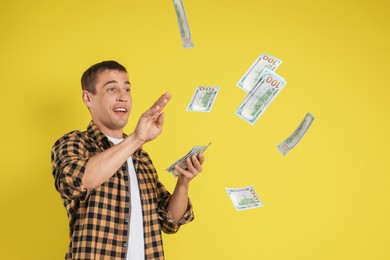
[82,91,93,108]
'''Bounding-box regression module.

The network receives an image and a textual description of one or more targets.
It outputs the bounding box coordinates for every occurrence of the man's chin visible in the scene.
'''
[114,121,128,129]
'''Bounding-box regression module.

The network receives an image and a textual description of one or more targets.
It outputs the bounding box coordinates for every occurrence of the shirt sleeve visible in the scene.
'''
[157,180,195,234]
[51,133,90,200]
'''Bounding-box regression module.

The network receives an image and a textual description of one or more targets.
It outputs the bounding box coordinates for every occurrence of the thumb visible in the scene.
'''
[157,112,165,127]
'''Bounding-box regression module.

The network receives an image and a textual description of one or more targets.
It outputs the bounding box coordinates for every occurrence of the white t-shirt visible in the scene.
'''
[107,136,145,260]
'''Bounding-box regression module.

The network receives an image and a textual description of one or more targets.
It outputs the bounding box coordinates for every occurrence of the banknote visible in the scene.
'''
[235,70,286,124]
[173,0,193,48]
[237,53,282,92]
[277,113,315,155]
[166,143,211,177]
[225,186,263,211]
[186,86,220,112]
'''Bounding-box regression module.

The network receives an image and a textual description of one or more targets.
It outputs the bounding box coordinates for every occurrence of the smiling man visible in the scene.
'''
[51,60,205,260]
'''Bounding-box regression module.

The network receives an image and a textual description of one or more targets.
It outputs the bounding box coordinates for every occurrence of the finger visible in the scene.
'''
[186,156,197,174]
[140,106,161,122]
[156,112,165,127]
[141,93,171,120]
[150,92,172,112]
[197,152,205,164]
[190,155,203,172]
[174,165,193,179]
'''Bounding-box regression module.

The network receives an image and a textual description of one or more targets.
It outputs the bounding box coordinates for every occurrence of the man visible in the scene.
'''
[51,60,205,259]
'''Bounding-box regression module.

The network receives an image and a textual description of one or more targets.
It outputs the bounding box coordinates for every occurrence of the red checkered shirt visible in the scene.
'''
[51,122,194,259]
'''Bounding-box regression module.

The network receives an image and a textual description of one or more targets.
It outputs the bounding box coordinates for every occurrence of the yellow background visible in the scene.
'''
[1,0,389,259]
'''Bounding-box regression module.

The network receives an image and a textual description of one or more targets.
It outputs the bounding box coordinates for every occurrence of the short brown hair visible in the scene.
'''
[81,60,127,94]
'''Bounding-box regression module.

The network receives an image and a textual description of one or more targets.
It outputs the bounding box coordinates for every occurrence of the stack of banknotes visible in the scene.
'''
[166,143,211,177]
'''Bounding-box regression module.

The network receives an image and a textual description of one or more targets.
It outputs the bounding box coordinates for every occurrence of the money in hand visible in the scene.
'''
[187,86,220,112]
[235,70,286,125]
[225,186,263,211]
[173,0,193,48]
[237,53,282,92]
[166,143,211,177]
[277,113,315,155]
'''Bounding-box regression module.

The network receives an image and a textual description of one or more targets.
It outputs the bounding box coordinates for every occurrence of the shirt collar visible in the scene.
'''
[87,121,111,149]
[86,121,142,156]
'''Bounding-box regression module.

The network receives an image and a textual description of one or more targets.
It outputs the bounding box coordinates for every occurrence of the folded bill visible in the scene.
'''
[173,0,193,48]
[187,86,220,112]
[166,143,211,177]
[277,113,315,155]
[225,186,263,211]
[235,70,286,124]
[237,53,282,92]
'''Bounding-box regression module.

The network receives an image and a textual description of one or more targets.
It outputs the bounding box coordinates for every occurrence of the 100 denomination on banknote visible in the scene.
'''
[236,70,286,125]
[237,53,282,92]
[187,86,220,112]
[166,143,211,177]
[225,186,263,211]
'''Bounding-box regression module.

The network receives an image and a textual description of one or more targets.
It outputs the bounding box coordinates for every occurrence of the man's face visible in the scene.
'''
[85,69,132,137]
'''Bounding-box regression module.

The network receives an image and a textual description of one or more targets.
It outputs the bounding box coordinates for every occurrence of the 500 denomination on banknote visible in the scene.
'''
[237,53,282,92]
[225,186,263,211]
[277,113,315,155]
[166,143,211,177]
[236,70,286,125]
[187,86,220,112]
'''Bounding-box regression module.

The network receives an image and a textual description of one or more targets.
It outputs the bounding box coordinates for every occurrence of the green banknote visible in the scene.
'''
[187,86,220,112]
[166,143,211,177]
[277,113,315,155]
[237,53,282,92]
[173,0,193,48]
[225,186,263,211]
[236,70,286,124]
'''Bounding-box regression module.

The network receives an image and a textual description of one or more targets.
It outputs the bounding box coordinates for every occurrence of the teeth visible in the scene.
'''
[114,108,126,112]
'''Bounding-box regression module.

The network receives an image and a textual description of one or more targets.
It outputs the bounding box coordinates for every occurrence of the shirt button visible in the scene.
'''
[123,242,127,247]
[125,218,128,223]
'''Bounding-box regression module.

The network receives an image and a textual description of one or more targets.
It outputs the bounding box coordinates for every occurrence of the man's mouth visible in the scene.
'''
[113,107,128,113]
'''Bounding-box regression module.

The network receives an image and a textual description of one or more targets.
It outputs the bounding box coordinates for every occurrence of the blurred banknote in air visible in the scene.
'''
[187,86,220,112]
[225,186,263,211]
[173,0,193,48]
[277,113,315,155]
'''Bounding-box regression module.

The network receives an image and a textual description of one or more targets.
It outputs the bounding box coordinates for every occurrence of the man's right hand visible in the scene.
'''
[133,92,172,144]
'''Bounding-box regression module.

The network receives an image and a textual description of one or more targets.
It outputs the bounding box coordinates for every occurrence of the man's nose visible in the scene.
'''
[117,90,128,102]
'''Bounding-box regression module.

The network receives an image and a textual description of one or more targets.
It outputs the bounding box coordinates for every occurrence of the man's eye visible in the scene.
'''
[107,87,115,92]
[125,88,131,93]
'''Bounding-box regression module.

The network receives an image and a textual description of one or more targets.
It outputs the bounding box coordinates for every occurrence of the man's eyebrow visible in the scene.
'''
[103,80,118,87]
[103,80,131,87]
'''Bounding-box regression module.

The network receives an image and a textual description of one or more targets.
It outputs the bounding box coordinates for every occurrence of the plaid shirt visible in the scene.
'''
[51,122,194,259]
